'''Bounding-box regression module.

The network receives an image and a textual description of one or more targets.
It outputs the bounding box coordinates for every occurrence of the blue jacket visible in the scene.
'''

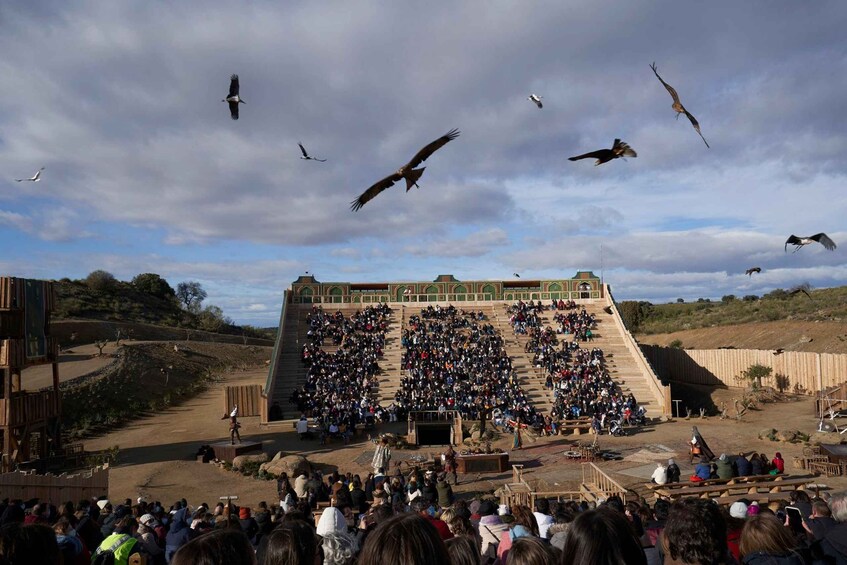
[695,462,711,480]
[735,455,752,476]
[165,507,191,549]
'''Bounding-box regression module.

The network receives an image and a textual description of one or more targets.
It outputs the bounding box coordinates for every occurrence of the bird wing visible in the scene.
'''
[785,235,801,252]
[568,149,609,161]
[536,100,543,108]
[613,139,637,158]
[229,101,239,120]
[405,129,460,170]
[298,143,309,158]
[315,158,327,162]
[810,233,837,251]
[683,110,710,148]
[350,173,403,211]
[229,75,239,97]
[650,63,681,105]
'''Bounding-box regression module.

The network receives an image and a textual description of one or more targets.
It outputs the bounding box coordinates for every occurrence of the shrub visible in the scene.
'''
[774,373,790,393]
[676,298,684,303]
[132,273,176,299]
[737,364,772,389]
[669,339,683,349]
[85,270,117,292]
[721,295,736,303]
[742,295,758,302]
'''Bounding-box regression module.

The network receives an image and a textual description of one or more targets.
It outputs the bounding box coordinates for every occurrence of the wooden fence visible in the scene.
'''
[0,465,109,503]
[641,345,847,393]
[224,385,262,417]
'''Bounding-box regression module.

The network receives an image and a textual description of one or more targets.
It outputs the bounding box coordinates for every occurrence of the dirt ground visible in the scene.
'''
[21,342,125,391]
[84,368,847,508]
[638,320,847,354]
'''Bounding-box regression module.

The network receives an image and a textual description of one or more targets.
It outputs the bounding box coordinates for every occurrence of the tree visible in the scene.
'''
[85,270,117,292]
[676,298,685,303]
[721,295,736,303]
[774,373,790,394]
[742,295,758,302]
[617,301,643,332]
[132,273,175,300]
[176,281,207,312]
[669,339,683,349]
[738,364,772,390]
[197,305,232,333]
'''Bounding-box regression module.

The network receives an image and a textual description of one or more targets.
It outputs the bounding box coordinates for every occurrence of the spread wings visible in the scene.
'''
[298,143,309,158]
[350,172,403,212]
[228,101,239,120]
[650,63,680,105]
[683,110,710,148]
[612,139,637,158]
[568,149,610,162]
[811,233,837,250]
[405,129,460,170]
[228,74,239,97]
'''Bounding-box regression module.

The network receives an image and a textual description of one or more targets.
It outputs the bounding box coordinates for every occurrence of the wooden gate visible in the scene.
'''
[224,385,262,417]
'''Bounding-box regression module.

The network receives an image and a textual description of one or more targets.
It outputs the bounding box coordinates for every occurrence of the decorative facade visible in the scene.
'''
[288,272,603,304]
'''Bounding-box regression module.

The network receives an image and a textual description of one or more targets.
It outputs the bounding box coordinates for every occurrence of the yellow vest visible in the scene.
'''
[94,533,137,565]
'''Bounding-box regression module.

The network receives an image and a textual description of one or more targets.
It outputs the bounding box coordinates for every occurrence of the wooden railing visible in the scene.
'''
[582,462,628,501]
[0,391,60,427]
[262,290,290,423]
[291,292,604,305]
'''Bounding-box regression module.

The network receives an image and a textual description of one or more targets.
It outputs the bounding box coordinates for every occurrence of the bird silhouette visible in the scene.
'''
[513,273,520,278]
[745,267,762,276]
[569,139,636,166]
[528,94,543,109]
[785,233,836,252]
[298,143,326,162]
[650,63,709,148]
[788,283,813,300]
[773,348,784,355]
[351,129,460,211]
[15,167,45,182]
[223,75,245,120]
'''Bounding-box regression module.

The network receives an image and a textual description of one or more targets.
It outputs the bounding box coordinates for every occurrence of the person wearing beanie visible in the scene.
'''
[651,461,668,485]
[771,452,785,474]
[715,454,733,480]
[730,502,748,519]
[666,459,681,484]
[239,506,259,546]
[747,502,760,516]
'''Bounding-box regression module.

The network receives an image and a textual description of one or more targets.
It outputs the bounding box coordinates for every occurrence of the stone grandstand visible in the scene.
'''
[261,273,670,424]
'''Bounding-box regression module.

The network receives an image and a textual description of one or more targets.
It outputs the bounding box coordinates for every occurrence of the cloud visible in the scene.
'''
[404,228,509,258]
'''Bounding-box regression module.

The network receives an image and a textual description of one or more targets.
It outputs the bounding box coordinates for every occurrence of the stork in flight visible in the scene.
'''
[528,94,543,109]
[351,129,460,211]
[745,267,762,276]
[569,139,636,166]
[650,63,710,148]
[784,233,836,253]
[15,167,44,182]
[298,143,326,162]
[788,283,813,300]
[223,75,245,120]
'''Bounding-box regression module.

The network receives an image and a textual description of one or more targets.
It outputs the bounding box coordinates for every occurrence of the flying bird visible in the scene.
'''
[223,74,245,120]
[528,94,543,109]
[298,143,326,162]
[15,167,44,182]
[773,348,784,355]
[788,283,813,300]
[745,267,762,276]
[351,129,460,211]
[649,63,710,148]
[785,233,837,253]
[513,273,520,278]
[568,139,636,166]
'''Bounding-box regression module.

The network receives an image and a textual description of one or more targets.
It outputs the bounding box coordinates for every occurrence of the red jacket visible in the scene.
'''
[423,514,453,541]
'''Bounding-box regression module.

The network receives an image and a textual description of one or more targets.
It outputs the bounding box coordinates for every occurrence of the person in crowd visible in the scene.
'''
[751,453,765,476]
[445,534,482,565]
[321,531,358,565]
[666,459,681,484]
[357,513,451,565]
[692,457,712,482]
[93,516,144,565]
[771,452,786,475]
[506,536,558,564]
[0,523,61,565]
[533,498,555,540]
[735,452,752,477]
[496,505,539,563]
[165,503,192,561]
[410,499,452,541]
[715,454,733,480]
[725,502,747,563]
[260,520,319,565]
[811,490,847,564]
[803,499,837,541]
[137,513,165,565]
[477,500,508,563]
[436,474,455,509]
[739,513,809,564]
[238,506,259,546]
[651,461,668,485]
[561,507,647,565]
[53,516,90,565]
[171,529,256,565]
[661,498,732,565]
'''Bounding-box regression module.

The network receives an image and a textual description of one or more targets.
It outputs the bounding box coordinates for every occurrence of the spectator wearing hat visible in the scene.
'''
[165,504,192,562]
[137,513,164,564]
[238,506,259,546]
[726,502,748,562]
[716,454,733,480]
[476,500,507,563]
[666,459,681,484]
[651,462,668,485]
[316,506,348,538]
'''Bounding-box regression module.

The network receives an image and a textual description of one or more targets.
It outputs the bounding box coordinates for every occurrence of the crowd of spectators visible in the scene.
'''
[4,485,845,565]
[395,304,541,428]
[288,304,391,436]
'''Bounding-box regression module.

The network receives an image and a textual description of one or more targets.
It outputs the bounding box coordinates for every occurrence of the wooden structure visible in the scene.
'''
[224,385,262,417]
[808,444,847,477]
[1,278,62,472]
[456,452,509,473]
[0,464,108,502]
[649,474,816,505]
[501,462,627,508]
[406,410,463,446]
[209,441,263,463]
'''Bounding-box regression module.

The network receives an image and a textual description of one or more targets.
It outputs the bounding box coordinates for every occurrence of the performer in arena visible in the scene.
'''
[221,405,241,445]
[688,425,714,464]
[442,445,458,485]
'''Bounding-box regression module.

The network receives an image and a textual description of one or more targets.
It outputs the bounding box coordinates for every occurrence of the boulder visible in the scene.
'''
[758,428,777,441]
[775,430,798,443]
[809,431,846,445]
[260,453,311,478]
[232,453,269,470]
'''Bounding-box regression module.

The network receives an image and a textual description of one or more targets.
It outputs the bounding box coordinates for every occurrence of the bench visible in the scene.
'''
[646,473,785,491]
[556,419,593,436]
[654,476,814,501]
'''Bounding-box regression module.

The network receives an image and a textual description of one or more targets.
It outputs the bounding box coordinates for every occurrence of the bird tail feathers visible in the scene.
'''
[405,168,425,191]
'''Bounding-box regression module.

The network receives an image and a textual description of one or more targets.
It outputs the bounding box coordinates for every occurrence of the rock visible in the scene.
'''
[758,428,777,441]
[776,430,798,442]
[260,454,311,478]
[799,335,813,343]
[231,453,268,470]
[809,431,846,445]
[471,431,481,441]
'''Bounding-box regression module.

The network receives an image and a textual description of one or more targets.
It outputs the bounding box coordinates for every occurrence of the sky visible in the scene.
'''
[1,1,846,326]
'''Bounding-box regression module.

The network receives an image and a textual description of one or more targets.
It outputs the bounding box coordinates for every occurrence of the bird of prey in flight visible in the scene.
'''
[223,75,245,120]
[745,267,762,276]
[528,94,543,108]
[298,143,326,162]
[513,273,520,278]
[15,167,44,182]
[784,233,836,253]
[351,129,460,211]
[650,63,710,148]
[569,139,636,166]
[788,283,813,300]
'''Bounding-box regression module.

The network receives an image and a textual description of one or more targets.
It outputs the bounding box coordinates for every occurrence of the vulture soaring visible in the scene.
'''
[298,143,326,162]
[784,233,836,252]
[569,139,636,166]
[223,75,244,120]
[351,129,460,211]
[650,63,709,148]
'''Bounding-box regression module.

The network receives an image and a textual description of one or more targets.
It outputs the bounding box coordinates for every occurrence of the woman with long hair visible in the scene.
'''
[739,514,808,564]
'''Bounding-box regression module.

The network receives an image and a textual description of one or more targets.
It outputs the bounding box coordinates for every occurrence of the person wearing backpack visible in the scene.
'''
[92,516,143,565]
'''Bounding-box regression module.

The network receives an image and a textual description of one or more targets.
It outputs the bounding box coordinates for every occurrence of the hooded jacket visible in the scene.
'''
[316,507,347,537]
[165,507,192,551]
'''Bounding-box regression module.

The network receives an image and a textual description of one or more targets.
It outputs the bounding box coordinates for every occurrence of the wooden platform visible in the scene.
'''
[456,453,509,473]
[210,441,263,462]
